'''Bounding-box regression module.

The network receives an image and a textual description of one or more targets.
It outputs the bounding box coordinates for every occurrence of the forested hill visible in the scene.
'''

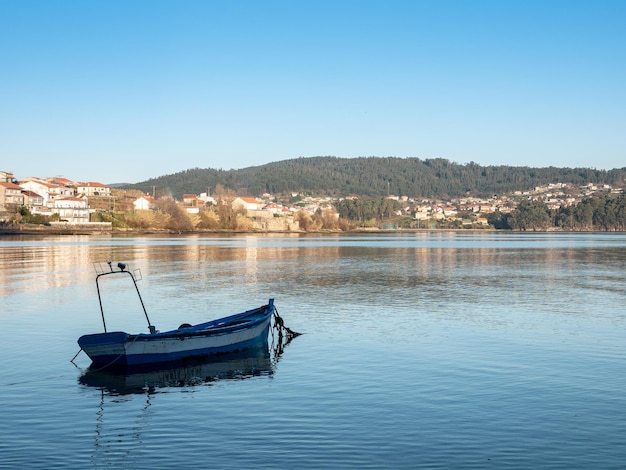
[124,157,626,199]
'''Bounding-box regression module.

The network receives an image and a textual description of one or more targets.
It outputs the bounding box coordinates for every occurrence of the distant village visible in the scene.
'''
[0,171,109,225]
[0,169,624,232]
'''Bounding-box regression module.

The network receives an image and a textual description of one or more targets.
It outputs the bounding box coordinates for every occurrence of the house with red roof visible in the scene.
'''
[22,190,44,208]
[0,181,24,206]
[133,195,158,211]
[183,194,198,206]
[19,179,75,207]
[232,197,262,211]
[76,182,111,197]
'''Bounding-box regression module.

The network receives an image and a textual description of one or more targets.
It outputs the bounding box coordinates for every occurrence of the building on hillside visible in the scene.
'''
[262,203,281,214]
[54,197,90,223]
[19,179,75,207]
[48,176,75,187]
[50,183,75,201]
[1,170,15,183]
[0,182,24,206]
[183,194,198,206]
[232,197,262,211]
[22,190,45,208]
[198,192,216,206]
[133,195,158,211]
[21,180,55,207]
[442,206,458,217]
[76,182,111,197]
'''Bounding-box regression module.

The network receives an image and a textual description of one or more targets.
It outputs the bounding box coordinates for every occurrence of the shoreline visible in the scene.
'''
[0,223,621,236]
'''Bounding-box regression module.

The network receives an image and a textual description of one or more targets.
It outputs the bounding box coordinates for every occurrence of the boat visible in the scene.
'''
[76,261,293,370]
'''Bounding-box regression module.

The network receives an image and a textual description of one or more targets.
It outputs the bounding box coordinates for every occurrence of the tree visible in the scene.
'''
[507,200,553,231]
[487,210,510,229]
[197,209,221,230]
[212,184,241,230]
[334,197,402,222]
[157,197,194,232]
[295,210,322,231]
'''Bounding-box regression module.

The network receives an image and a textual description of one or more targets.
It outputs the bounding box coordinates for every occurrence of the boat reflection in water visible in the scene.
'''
[78,329,299,468]
[79,332,296,395]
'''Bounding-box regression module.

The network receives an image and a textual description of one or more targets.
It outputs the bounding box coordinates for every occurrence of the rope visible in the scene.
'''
[269,306,301,363]
[70,348,83,364]
[273,307,301,339]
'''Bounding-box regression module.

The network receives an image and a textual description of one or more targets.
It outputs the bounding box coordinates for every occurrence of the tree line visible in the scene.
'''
[123,156,626,200]
[334,197,403,222]
[490,195,626,231]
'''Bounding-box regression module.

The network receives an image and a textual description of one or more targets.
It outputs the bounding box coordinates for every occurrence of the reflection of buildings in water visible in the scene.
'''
[400,242,614,306]
[0,236,97,297]
[243,236,258,284]
[139,235,323,287]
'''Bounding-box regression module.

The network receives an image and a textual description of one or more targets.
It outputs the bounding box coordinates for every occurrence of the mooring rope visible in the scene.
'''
[273,307,301,339]
[70,349,83,364]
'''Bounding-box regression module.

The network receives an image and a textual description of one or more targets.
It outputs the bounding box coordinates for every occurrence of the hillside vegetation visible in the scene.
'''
[123,157,626,199]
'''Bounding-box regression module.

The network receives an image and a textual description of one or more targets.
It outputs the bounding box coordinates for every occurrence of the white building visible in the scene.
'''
[20,180,75,208]
[198,192,216,205]
[22,190,45,208]
[76,182,111,197]
[232,197,262,211]
[133,195,158,211]
[54,197,90,223]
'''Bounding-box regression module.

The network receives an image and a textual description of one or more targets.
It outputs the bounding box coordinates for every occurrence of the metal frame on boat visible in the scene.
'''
[76,261,283,370]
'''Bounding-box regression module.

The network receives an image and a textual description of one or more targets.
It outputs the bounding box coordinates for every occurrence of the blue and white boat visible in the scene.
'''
[77,261,278,370]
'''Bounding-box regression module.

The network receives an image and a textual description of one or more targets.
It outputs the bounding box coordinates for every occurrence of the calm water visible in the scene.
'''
[1,232,625,469]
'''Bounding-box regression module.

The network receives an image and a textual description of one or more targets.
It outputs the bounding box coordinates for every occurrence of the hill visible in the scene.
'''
[123,157,626,200]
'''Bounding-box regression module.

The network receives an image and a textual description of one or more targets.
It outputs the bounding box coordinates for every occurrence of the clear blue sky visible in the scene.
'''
[1,0,625,184]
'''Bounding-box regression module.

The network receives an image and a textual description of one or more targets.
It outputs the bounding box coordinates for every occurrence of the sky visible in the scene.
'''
[1,0,625,184]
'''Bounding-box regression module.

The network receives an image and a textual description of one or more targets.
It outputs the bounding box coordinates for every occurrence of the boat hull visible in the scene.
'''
[78,300,275,369]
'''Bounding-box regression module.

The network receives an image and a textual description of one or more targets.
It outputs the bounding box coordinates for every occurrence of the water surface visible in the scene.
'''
[1,232,625,468]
